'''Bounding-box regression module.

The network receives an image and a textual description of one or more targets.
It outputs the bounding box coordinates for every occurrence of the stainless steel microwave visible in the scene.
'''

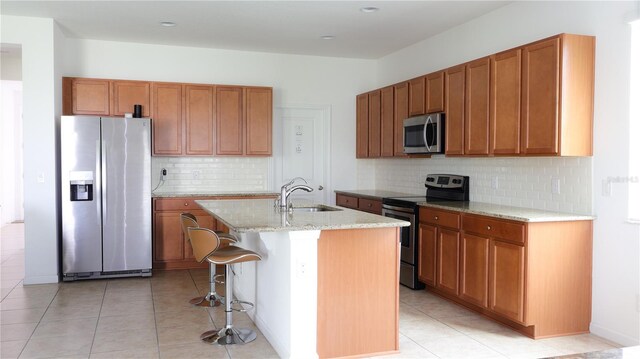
[403,112,445,154]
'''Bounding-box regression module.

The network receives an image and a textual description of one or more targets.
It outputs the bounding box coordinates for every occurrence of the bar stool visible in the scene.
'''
[180,213,238,307]
[187,227,261,345]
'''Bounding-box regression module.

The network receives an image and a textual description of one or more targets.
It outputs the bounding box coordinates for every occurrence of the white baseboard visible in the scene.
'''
[590,322,640,347]
[23,275,59,285]
[254,313,288,359]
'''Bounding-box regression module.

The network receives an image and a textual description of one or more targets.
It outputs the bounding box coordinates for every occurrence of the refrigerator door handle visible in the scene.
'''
[101,140,107,221]
[96,140,102,220]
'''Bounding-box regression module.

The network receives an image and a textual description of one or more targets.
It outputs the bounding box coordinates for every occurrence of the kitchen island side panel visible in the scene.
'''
[317,227,400,358]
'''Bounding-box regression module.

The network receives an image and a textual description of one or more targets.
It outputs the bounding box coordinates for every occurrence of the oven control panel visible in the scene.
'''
[425,174,467,189]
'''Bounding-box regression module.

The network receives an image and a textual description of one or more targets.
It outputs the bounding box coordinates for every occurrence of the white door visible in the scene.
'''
[273,106,330,205]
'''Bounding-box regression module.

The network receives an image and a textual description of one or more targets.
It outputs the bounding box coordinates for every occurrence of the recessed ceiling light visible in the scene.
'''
[321,35,335,40]
[360,6,379,13]
[160,21,176,27]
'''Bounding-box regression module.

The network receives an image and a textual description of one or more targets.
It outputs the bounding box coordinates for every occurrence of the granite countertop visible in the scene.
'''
[152,191,278,198]
[195,199,410,233]
[419,201,595,222]
[334,189,418,200]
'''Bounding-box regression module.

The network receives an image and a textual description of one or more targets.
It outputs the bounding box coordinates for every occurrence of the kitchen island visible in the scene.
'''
[196,199,409,359]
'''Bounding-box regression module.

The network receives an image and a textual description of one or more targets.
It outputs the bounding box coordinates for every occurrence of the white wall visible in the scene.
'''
[1,51,22,81]
[1,16,61,284]
[373,1,640,346]
[0,80,23,225]
[61,39,376,199]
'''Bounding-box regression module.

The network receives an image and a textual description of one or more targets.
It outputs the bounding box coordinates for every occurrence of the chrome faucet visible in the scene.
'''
[278,177,313,210]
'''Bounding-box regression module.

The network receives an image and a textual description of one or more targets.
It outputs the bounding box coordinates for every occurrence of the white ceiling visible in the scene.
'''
[0,1,510,59]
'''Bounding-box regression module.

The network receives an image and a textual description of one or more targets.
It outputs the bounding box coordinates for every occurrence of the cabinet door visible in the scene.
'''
[111,80,151,117]
[152,83,183,155]
[368,90,381,158]
[72,78,110,115]
[437,228,460,295]
[489,239,525,323]
[465,58,491,155]
[154,212,184,262]
[245,87,273,156]
[184,85,214,155]
[521,37,560,155]
[336,194,359,209]
[460,233,489,308]
[393,82,409,157]
[216,86,244,155]
[445,65,465,155]
[425,71,445,113]
[409,76,425,116]
[418,223,437,287]
[490,49,521,155]
[356,93,369,158]
[380,86,395,157]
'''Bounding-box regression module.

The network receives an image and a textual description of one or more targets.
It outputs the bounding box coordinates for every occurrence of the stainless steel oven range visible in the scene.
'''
[382,174,469,289]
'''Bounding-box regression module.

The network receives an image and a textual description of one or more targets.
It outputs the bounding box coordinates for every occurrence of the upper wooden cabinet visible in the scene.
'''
[491,49,522,155]
[521,34,594,156]
[356,93,369,158]
[216,86,273,156]
[244,87,273,156]
[380,86,395,157]
[408,76,425,116]
[465,57,491,155]
[63,77,273,157]
[184,85,215,156]
[63,78,111,116]
[445,65,466,155]
[368,90,382,157]
[151,82,183,156]
[393,82,409,157]
[111,80,151,117]
[425,71,445,113]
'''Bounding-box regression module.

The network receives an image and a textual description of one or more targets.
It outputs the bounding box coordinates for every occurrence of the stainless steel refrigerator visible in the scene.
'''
[61,116,152,281]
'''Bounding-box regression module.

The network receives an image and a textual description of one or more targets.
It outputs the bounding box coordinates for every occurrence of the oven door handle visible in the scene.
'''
[382,204,417,213]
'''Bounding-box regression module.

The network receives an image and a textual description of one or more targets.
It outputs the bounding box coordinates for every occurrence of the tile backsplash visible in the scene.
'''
[367,156,593,215]
[151,157,270,193]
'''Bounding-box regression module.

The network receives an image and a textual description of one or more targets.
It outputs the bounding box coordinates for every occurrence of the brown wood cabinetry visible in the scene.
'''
[418,223,437,287]
[335,193,381,215]
[244,87,273,156]
[111,80,151,117]
[380,86,395,157]
[394,82,409,157]
[368,90,381,157]
[491,49,522,155]
[152,83,183,156]
[521,34,594,156]
[216,86,244,155]
[445,65,465,155]
[184,85,215,156]
[63,78,111,116]
[356,93,369,158]
[409,76,425,116]
[465,57,491,155]
[418,206,593,339]
[425,71,445,113]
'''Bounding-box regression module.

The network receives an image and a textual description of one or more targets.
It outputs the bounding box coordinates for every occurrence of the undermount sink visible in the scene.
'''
[290,205,343,212]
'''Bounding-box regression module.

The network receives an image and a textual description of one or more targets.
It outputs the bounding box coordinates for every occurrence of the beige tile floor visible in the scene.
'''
[1,223,619,358]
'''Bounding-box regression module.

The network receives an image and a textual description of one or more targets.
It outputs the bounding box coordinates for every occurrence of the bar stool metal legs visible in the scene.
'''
[200,264,257,345]
[190,262,224,307]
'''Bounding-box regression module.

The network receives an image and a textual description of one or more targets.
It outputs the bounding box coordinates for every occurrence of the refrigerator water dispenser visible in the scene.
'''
[69,171,94,201]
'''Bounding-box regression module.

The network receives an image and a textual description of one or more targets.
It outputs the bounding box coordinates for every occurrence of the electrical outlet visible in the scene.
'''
[193,170,201,180]
[491,176,499,190]
[161,168,167,180]
[551,178,560,194]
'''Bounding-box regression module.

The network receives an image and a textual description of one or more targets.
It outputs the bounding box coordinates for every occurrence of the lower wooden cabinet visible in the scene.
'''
[335,193,382,215]
[418,206,593,339]
[153,196,274,270]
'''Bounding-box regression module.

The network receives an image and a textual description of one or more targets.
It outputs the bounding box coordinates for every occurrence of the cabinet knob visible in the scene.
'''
[184,202,189,206]
[434,216,439,220]
[368,203,372,207]
[487,225,491,230]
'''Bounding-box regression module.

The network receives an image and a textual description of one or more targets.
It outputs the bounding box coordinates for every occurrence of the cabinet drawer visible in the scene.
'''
[462,214,525,244]
[336,194,359,209]
[154,198,202,211]
[358,198,382,214]
[420,208,460,229]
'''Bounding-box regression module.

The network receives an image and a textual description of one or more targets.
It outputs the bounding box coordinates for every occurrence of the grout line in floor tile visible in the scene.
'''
[87,280,107,356]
